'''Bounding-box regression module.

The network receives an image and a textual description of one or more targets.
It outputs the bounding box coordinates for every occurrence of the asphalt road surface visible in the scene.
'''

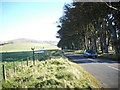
[64,51,120,88]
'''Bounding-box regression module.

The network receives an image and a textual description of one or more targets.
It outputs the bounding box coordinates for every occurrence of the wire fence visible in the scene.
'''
[1,50,57,81]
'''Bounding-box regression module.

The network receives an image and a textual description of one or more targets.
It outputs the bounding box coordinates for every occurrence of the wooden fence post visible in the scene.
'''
[21,59,23,69]
[38,54,40,61]
[13,61,16,73]
[27,57,29,66]
[2,64,6,80]
[33,52,35,66]
[21,59,22,65]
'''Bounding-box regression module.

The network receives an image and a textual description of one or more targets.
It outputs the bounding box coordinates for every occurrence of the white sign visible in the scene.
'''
[35,48,45,53]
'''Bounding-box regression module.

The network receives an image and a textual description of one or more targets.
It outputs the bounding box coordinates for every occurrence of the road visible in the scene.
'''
[64,51,120,88]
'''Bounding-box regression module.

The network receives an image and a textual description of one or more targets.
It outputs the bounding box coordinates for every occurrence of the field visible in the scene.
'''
[1,50,102,88]
[0,42,59,52]
[0,42,102,89]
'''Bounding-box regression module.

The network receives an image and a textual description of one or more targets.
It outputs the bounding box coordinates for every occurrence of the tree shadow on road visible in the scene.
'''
[67,55,120,64]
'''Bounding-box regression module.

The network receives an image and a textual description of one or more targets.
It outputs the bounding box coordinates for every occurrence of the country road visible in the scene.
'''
[64,51,120,88]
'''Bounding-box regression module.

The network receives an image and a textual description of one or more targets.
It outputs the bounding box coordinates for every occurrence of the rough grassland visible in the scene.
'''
[2,58,102,89]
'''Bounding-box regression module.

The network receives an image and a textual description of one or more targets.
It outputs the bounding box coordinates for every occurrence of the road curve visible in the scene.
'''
[64,51,120,89]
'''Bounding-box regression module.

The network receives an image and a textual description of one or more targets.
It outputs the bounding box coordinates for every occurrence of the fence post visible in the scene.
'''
[13,61,16,73]
[21,59,23,66]
[37,54,39,61]
[38,54,40,61]
[29,56,31,65]
[31,47,35,65]
[2,64,6,80]
[27,57,29,66]
[33,52,35,65]
[21,59,23,69]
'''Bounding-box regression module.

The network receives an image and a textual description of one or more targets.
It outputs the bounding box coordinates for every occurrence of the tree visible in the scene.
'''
[56,2,120,54]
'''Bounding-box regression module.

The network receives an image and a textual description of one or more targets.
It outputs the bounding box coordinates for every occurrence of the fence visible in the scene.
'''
[1,50,57,81]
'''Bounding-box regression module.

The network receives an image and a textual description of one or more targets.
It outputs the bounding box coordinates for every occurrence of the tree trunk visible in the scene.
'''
[108,19,119,54]
[102,32,108,53]
[93,33,97,52]
[97,21,108,53]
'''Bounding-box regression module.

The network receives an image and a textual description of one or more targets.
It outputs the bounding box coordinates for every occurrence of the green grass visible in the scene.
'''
[1,50,65,71]
[2,51,33,61]
[1,48,102,89]
[2,50,64,62]
[64,50,84,54]
[0,63,2,90]
[97,50,120,60]
[0,42,59,52]
[98,53,120,60]
[74,50,84,54]
[2,58,102,88]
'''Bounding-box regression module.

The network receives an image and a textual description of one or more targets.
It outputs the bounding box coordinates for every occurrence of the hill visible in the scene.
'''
[0,38,59,52]
[3,38,58,46]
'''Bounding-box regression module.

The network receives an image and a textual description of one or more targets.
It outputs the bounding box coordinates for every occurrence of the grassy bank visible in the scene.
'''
[2,58,102,88]
[98,53,120,60]
[64,50,84,54]
[1,50,102,88]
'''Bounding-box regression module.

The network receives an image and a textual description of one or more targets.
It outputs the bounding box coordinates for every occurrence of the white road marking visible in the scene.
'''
[108,66,120,71]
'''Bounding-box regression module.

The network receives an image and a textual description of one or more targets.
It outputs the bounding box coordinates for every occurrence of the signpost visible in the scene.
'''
[31,47,35,65]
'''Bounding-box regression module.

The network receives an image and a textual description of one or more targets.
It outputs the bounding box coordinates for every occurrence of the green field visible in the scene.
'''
[0,42,59,52]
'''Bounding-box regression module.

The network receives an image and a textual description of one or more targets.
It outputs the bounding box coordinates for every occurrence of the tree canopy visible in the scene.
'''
[56,2,120,54]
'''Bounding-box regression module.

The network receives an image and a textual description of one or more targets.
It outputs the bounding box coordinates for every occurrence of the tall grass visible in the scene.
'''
[2,58,102,88]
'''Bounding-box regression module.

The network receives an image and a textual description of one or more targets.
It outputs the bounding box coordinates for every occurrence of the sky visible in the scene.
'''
[0,0,72,41]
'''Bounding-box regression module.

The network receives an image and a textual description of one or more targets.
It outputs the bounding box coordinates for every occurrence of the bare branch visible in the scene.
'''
[105,2,120,11]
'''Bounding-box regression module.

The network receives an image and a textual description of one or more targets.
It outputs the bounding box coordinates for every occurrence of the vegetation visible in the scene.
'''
[1,50,102,89]
[2,51,33,61]
[56,2,120,55]
[65,50,84,54]
[69,49,120,60]
[2,50,64,63]
[98,53,120,60]
[2,58,102,88]
[1,40,58,52]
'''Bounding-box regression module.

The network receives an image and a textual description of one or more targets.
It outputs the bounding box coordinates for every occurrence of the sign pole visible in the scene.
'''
[31,47,35,65]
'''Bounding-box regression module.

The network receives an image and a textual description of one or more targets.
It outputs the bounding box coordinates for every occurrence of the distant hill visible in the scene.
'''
[1,38,59,52]
[0,38,58,46]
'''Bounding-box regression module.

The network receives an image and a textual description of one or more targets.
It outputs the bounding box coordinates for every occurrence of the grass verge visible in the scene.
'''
[64,50,84,54]
[2,58,102,88]
[65,50,120,61]
[98,53,120,61]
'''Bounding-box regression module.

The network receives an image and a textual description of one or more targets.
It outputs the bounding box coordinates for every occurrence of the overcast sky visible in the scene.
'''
[0,0,72,41]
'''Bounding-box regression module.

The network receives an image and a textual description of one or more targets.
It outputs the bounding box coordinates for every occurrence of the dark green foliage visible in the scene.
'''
[57,2,120,54]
